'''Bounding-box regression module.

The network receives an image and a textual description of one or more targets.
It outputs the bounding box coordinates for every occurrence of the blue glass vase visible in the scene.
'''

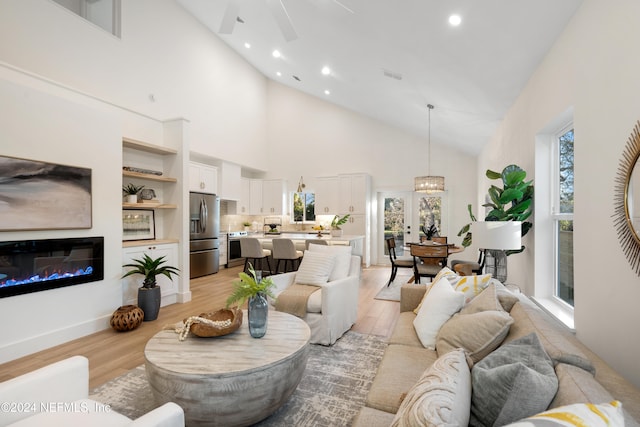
[248,292,268,338]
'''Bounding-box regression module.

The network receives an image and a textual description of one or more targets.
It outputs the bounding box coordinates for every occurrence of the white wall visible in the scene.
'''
[0,0,479,361]
[265,82,479,264]
[479,0,640,388]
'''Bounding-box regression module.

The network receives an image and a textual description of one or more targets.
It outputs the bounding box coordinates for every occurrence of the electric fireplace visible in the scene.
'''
[0,237,104,298]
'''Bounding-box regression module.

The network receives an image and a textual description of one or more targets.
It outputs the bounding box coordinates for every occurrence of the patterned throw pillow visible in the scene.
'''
[503,401,624,427]
[452,274,493,304]
[390,348,471,427]
[294,251,336,285]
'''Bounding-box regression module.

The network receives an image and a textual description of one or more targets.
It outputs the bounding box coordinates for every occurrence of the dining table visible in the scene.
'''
[403,241,464,283]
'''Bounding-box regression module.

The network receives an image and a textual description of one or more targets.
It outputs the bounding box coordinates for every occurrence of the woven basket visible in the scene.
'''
[188,308,243,337]
[110,305,144,332]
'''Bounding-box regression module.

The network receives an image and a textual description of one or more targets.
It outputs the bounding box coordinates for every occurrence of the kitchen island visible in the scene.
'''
[251,233,364,258]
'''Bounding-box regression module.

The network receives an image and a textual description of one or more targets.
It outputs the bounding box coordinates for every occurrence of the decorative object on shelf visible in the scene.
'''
[139,188,156,200]
[176,308,243,340]
[0,155,92,231]
[414,104,445,193]
[122,254,179,321]
[614,120,640,276]
[122,209,155,241]
[109,305,144,331]
[331,214,350,237]
[226,264,275,338]
[122,183,144,204]
[472,221,522,283]
[123,166,163,176]
[457,164,533,250]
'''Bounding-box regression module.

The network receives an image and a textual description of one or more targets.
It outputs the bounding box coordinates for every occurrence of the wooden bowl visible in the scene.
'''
[188,308,243,337]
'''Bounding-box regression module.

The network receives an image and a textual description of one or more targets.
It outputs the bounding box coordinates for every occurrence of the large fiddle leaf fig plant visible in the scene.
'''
[458,164,534,254]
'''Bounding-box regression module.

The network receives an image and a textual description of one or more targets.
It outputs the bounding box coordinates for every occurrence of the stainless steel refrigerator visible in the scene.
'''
[189,192,220,278]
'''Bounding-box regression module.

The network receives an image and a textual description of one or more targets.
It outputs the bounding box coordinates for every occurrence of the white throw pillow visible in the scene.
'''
[308,244,352,281]
[391,348,471,427]
[295,251,336,285]
[413,277,465,349]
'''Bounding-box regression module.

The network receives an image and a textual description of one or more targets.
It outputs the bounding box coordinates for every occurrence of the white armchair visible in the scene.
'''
[0,356,184,427]
[270,253,361,345]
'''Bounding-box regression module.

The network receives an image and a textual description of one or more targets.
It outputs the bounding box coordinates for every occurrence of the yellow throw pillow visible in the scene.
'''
[452,274,492,304]
[503,401,624,427]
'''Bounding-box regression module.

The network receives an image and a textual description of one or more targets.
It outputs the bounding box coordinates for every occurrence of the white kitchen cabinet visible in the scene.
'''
[249,179,263,215]
[189,162,218,194]
[338,173,370,214]
[219,234,228,267]
[219,162,242,200]
[262,179,286,215]
[315,176,340,214]
[237,178,251,214]
[122,243,179,306]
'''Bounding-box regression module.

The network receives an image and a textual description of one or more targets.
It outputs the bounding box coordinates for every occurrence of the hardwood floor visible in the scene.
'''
[0,265,399,389]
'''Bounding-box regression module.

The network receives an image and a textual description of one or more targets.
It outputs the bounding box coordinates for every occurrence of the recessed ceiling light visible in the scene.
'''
[272,49,281,58]
[324,90,331,95]
[276,71,282,77]
[321,66,331,76]
[449,14,462,26]
[244,42,251,49]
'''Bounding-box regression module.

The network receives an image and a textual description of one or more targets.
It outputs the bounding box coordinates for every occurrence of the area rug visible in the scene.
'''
[374,272,414,301]
[90,331,387,426]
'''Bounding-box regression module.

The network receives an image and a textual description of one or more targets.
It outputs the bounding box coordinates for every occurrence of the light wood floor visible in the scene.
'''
[0,265,399,389]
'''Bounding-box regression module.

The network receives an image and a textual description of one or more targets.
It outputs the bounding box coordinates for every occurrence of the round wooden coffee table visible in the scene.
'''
[144,310,310,426]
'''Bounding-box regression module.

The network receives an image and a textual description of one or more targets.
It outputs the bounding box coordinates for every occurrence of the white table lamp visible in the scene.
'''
[472,221,522,282]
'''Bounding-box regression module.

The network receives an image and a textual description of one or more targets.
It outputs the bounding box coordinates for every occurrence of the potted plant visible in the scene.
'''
[421,224,438,241]
[226,264,275,338]
[122,254,179,321]
[122,183,144,204]
[330,214,350,237]
[243,221,252,232]
[457,164,534,250]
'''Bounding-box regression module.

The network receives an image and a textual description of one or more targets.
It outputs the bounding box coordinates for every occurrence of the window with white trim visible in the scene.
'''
[553,126,574,306]
[51,0,121,37]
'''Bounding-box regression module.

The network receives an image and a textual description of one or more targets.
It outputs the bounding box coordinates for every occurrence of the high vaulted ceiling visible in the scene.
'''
[177,0,583,155]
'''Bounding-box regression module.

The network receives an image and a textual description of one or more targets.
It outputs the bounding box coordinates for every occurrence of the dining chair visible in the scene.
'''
[240,237,272,275]
[385,237,414,286]
[410,243,449,284]
[272,238,303,273]
[450,249,485,275]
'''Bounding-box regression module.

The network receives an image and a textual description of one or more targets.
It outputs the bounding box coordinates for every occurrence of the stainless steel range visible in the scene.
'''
[227,230,247,267]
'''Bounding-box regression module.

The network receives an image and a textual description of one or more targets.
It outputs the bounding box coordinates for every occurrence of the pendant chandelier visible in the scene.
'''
[414,104,445,193]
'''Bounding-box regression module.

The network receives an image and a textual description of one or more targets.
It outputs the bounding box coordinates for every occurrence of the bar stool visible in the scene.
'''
[304,239,328,251]
[272,238,303,273]
[240,238,272,275]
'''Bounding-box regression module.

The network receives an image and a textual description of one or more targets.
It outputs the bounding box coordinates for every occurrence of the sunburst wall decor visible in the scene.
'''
[613,120,640,276]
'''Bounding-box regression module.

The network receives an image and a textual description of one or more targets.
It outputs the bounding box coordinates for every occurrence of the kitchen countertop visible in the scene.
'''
[250,233,364,242]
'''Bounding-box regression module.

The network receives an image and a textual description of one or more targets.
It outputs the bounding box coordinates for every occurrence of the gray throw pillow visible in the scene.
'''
[470,333,558,427]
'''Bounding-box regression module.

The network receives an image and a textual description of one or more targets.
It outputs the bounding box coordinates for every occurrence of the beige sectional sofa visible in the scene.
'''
[353,282,640,426]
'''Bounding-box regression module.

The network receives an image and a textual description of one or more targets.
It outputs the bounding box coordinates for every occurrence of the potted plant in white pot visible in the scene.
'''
[122,183,144,204]
[330,214,350,237]
[122,254,179,321]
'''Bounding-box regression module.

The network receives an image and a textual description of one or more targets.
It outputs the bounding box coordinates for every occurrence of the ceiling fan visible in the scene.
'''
[219,0,353,42]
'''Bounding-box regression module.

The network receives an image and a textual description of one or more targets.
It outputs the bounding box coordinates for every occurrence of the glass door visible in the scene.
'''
[379,191,448,263]
[381,193,412,261]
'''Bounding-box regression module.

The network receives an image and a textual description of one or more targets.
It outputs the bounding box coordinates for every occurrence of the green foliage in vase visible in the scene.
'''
[331,214,350,230]
[122,254,179,288]
[226,264,276,308]
[457,164,534,254]
[421,224,438,240]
